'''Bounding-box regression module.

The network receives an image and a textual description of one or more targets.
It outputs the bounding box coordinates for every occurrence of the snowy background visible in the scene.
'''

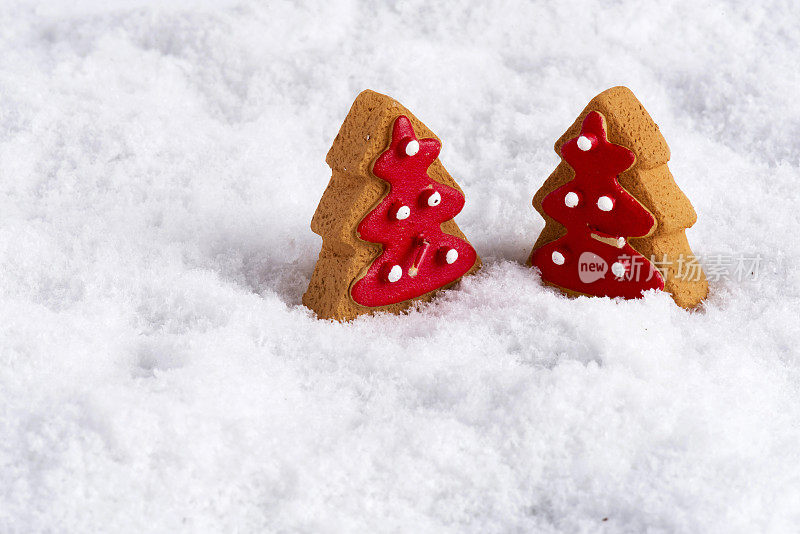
[1,0,799,532]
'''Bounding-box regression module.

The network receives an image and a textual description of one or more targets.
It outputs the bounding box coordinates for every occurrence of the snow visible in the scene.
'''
[1,0,800,532]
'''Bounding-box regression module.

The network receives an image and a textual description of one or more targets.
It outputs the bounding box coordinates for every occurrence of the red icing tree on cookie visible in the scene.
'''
[350,116,478,307]
[529,111,664,298]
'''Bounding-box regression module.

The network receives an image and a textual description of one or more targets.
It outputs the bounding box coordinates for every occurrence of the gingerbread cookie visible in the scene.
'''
[528,86,708,308]
[303,90,481,321]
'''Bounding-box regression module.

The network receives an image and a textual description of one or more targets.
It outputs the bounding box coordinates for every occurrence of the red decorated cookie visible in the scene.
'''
[303,90,481,321]
[529,87,708,308]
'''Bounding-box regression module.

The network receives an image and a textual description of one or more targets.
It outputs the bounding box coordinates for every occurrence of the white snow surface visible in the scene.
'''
[2,1,800,532]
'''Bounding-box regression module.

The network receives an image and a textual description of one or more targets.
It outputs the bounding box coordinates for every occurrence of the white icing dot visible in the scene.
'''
[445,248,458,264]
[405,140,420,156]
[427,191,442,207]
[577,135,592,151]
[387,265,402,283]
[551,251,565,265]
[395,205,410,220]
[611,262,626,278]
[597,195,614,211]
[564,191,579,208]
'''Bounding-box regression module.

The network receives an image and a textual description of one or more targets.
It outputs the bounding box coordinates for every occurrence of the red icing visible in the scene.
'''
[350,116,477,307]
[530,111,664,299]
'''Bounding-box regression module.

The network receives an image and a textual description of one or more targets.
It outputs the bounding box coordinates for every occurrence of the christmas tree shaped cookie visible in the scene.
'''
[303,90,480,321]
[528,86,708,308]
